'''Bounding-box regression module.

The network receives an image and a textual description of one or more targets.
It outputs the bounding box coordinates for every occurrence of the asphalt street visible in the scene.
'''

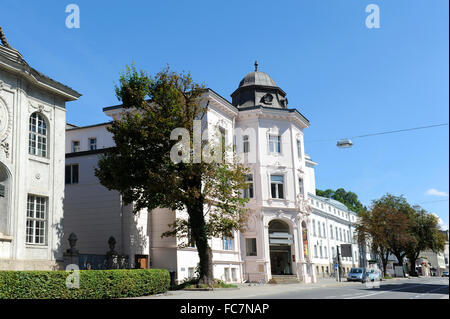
[141,276,449,299]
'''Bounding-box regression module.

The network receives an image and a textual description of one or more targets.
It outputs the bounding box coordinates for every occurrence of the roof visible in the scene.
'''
[308,192,356,214]
[66,121,112,131]
[238,71,277,88]
[0,26,81,101]
[238,104,310,124]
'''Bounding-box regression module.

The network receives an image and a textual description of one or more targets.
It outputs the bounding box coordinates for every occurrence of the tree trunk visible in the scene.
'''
[187,200,214,286]
[393,252,404,266]
[407,253,419,276]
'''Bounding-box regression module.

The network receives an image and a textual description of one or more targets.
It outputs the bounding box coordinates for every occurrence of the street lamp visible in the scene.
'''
[337,139,353,148]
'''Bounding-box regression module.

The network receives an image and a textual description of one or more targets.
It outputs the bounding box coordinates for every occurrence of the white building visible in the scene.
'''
[308,194,362,278]
[0,28,80,270]
[63,63,364,283]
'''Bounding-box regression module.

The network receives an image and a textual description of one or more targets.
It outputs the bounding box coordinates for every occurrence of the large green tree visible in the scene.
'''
[316,188,366,214]
[95,65,249,285]
[404,207,446,276]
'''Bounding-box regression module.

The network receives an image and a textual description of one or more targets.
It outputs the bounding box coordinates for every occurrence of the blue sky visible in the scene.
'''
[2,0,448,228]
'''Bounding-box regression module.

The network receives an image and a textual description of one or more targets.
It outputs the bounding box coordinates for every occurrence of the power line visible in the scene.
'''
[415,198,449,205]
[307,123,449,143]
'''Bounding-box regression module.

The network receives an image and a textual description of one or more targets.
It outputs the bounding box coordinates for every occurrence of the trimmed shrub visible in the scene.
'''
[0,269,170,299]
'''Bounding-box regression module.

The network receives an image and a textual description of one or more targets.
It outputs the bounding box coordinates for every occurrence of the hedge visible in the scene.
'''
[0,269,170,299]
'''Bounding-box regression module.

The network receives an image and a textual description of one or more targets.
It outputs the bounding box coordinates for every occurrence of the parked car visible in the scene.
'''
[347,268,368,282]
[366,268,383,282]
[442,271,449,277]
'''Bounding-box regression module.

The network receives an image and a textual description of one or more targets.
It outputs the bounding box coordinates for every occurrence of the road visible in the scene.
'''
[141,276,449,299]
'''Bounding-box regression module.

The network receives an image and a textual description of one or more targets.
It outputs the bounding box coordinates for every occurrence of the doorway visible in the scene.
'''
[270,245,292,275]
[135,254,148,269]
[268,219,293,275]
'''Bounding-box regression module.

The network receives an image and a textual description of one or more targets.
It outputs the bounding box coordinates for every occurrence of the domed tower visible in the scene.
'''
[231,61,288,109]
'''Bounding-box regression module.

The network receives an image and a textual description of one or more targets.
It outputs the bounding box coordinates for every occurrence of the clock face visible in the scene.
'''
[0,102,9,140]
[264,94,273,103]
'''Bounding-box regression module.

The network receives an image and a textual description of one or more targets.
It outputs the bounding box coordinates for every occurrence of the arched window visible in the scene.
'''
[29,112,48,157]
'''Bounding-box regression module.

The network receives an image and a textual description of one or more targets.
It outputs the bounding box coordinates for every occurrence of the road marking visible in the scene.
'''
[344,284,425,299]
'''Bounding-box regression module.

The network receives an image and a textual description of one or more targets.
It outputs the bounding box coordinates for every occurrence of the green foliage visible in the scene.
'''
[95,65,249,284]
[0,269,170,299]
[404,207,446,275]
[316,188,366,214]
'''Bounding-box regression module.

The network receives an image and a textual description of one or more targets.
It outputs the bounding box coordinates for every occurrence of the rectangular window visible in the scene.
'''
[224,268,231,281]
[72,141,80,153]
[219,127,227,160]
[313,220,316,236]
[65,164,79,184]
[330,225,333,239]
[188,267,195,278]
[297,139,302,158]
[269,135,281,153]
[270,175,284,199]
[243,135,250,153]
[318,221,322,237]
[26,195,47,245]
[231,268,237,281]
[246,238,257,256]
[223,237,233,250]
[88,138,97,150]
[243,174,254,199]
[298,178,304,197]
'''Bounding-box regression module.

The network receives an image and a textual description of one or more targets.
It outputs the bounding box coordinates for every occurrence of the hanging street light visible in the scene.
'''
[337,139,353,148]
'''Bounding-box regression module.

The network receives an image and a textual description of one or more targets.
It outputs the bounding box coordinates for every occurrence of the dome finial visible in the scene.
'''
[254,60,258,72]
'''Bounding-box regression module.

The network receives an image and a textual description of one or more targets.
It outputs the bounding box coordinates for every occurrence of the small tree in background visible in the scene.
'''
[355,205,391,277]
[95,65,249,285]
[316,188,366,215]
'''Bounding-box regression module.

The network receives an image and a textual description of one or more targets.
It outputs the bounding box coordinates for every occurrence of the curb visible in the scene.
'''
[182,287,240,291]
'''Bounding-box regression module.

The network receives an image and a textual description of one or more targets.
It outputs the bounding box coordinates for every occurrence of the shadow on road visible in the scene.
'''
[365,281,449,295]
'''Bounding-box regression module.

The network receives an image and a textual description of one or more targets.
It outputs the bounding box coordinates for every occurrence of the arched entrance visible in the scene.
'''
[269,220,293,275]
[0,162,10,234]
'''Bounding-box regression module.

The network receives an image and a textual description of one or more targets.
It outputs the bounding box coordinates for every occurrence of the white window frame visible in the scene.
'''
[296,139,302,159]
[88,137,97,151]
[243,135,250,153]
[270,174,285,199]
[268,134,281,154]
[26,195,47,245]
[298,178,304,197]
[243,174,254,199]
[223,236,234,251]
[72,140,80,153]
[29,112,48,158]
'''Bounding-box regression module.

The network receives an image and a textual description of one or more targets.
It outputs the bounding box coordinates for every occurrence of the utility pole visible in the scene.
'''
[337,245,342,282]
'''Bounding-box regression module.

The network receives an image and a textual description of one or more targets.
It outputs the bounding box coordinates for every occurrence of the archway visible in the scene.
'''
[269,219,293,275]
[0,162,10,234]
